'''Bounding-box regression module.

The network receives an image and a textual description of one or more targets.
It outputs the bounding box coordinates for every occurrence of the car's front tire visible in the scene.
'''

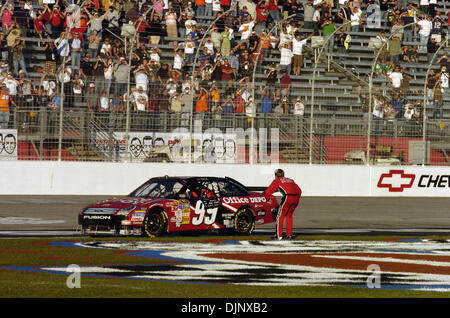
[234,208,255,236]
[143,209,168,238]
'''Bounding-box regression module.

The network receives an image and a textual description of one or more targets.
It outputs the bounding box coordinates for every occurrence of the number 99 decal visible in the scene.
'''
[192,200,218,226]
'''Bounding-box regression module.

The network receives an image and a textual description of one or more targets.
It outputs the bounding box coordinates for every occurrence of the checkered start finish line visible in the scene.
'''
[6,239,450,292]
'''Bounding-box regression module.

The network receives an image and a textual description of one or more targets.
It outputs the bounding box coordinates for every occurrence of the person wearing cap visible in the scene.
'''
[85,83,97,113]
[264,169,302,240]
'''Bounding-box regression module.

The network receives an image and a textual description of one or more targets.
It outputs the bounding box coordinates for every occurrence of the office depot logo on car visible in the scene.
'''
[377,169,450,193]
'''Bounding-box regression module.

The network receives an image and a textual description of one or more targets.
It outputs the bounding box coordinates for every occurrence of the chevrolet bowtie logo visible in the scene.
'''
[377,170,416,192]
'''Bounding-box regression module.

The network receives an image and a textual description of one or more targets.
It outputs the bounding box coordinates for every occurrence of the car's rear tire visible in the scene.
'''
[234,208,255,236]
[143,209,168,238]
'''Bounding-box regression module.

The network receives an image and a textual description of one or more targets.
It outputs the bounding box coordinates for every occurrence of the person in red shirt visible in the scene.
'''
[221,58,233,81]
[233,91,245,113]
[264,169,301,240]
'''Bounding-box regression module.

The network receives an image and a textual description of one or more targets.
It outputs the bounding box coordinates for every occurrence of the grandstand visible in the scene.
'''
[0,0,449,165]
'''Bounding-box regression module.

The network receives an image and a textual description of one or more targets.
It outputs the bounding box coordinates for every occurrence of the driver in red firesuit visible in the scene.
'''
[264,169,302,240]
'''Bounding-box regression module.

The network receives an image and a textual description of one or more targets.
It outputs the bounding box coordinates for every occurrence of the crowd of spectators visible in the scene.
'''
[0,0,448,134]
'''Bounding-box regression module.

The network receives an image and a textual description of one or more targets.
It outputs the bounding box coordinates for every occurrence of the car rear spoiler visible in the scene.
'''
[246,186,267,192]
[224,177,266,193]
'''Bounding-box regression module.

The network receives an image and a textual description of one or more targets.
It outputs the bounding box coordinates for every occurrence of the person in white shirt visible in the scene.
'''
[278,26,292,47]
[70,33,82,70]
[404,103,416,120]
[312,7,321,35]
[389,66,403,90]
[173,45,185,71]
[440,67,449,98]
[417,15,432,51]
[134,67,149,92]
[294,97,306,116]
[372,95,384,136]
[279,42,293,75]
[292,32,313,76]
[238,16,256,41]
[350,7,362,32]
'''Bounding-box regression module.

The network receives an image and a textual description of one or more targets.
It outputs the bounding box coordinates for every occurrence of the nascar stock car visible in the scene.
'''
[78,176,279,237]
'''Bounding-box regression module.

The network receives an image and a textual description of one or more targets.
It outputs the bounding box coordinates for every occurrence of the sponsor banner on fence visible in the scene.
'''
[91,130,238,163]
[0,129,17,160]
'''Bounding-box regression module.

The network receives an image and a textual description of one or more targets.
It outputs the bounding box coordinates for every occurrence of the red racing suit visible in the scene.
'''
[264,177,302,239]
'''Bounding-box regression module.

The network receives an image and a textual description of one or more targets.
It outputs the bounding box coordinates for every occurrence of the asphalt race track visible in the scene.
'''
[0,195,449,236]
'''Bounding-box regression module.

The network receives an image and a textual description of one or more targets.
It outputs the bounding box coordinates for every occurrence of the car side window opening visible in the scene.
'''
[217,181,248,197]
[132,180,185,198]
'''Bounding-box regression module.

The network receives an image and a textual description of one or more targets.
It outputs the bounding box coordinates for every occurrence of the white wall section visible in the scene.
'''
[0,161,449,196]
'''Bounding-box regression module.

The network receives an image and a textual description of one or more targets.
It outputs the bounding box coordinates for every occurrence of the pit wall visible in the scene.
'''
[0,161,449,197]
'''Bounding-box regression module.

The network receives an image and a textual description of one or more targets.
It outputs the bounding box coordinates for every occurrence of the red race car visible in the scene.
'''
[79,176,278,237]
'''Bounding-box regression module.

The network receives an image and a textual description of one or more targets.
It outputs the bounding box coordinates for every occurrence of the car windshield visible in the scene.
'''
[130,179,185,198]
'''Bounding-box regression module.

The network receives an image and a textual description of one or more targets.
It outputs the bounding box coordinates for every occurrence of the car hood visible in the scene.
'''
[85,197,168,211]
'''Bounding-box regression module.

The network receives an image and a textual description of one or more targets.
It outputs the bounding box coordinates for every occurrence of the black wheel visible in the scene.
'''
[234,208,255,236]
[142,209,168,238]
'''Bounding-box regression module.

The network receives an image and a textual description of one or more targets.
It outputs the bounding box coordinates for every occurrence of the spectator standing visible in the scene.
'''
[88,30,101,58]
[388,65,403,93]
[93,55,106,94]
[72,73,85,110]
[372,95,384,136]
[11,37,28,77]
[439,67,449,98]
[148,14,164,44]
[268,0,279,22]
[280,69,291,97]
[279,42,293,75]
[432,79,443,119]
[195,87,209,117]
[312,6,321,35]
[165,8,178,45]
[255,1,269,28]
[338,1,351,32]
[85,83,97,112]
[350,6,362,33]
[15,1,30,36]
[70,32,82,71]
[417,14,432,53]
[427,37,441,63]
[400,4,416,44]
[294,96,306,117]
[1,4,14,32]
[303,0,314,30]
[239,16,256,41]
[260,88,272,114]
[98,89,110,126]
[50,4,64,37]
[80,53,94,86]
[102,57,114,97]
[133,86,149,130]
[0,82,18,129]
[84,9,106,36]
[321,17,336,54]
[292,33,312,76]
[431,11,444,42]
